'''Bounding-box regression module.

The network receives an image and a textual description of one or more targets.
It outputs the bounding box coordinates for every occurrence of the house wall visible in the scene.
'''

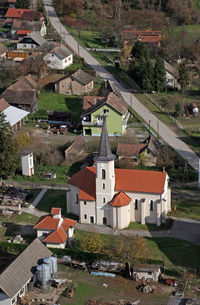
[111,205,130,229]
[133,269,160,281]
[9,278,31,305]
[68,227,74,238]
[66,185,80,216]
[165,71,180,89]
[40,22,46,36]
[37,229,52,238]
[79,200,96,224]
[45,242,66,249]
[21,153,34,176]
[83,105,123,136]
[17,42,37,50]
[56,77,93,95]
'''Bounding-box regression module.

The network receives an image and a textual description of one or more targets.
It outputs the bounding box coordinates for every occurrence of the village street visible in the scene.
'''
[43,0,200,173]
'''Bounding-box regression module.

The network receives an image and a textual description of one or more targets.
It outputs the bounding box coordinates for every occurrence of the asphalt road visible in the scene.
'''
[43,0,199,172]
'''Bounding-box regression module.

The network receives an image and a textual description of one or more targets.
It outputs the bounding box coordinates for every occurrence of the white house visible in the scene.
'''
[21,151,34,176]
[0,238,52,305]
[17,32,46,50]
[34,208,77,249]
[67,118,171,229]
[43,45,73,69]
[164,60,181,90]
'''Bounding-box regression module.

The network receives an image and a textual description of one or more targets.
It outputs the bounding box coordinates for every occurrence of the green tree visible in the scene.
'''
[131,41,149,60]
[178,61,189,93]
[178,61,189,116]
[139,58,154,92]
[0,113,17,180]
[154,57,166,92]
[174,102,182,117]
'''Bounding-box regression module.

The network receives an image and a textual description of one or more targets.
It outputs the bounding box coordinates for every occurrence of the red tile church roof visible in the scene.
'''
[69,167,167,201]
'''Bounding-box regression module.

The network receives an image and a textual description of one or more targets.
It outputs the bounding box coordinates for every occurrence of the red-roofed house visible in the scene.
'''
[122,29,162,47]
[34,207,77,248]
[5,8,31,25]
[67,119,171,229]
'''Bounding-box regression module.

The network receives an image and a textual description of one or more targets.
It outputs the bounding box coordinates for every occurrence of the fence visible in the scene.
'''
[144,93,184,130]
[4,179,69,190]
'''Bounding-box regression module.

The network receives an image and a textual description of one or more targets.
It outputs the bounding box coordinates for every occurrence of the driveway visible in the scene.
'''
[170,218,200,245]
[43,0,199,172]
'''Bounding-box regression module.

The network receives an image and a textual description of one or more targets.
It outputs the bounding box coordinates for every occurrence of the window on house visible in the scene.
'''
[76,194,78,203]
[103,183,105,189]
[103,197,106,203]
[12,298,16,304]
[102,169,106,179]
[84,214,87,219]
[90,216,94,223]
[84,201,86,205]
[150,200,154,211]
[103,108,109,115]
[20,288,24,295]
[135,199,138,210]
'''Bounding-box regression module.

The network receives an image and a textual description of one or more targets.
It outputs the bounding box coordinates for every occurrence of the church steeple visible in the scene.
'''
[96,117,115,162]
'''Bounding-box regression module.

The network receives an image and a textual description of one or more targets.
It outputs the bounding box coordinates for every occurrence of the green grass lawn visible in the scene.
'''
[66,28,108,49]
[170,199,200,220]
[14,212,39,225]
[36,189,78,220]
[0,27,10,33]
[30,93,83,122]
[172,24,200,41]
[127,219,173,231]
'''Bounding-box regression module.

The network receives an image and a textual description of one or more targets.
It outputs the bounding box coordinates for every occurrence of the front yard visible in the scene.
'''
[30,93,83,123]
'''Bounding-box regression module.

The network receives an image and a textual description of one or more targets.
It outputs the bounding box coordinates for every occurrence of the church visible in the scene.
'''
[67,119,171,229]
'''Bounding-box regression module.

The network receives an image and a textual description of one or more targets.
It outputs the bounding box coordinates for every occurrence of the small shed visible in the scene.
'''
[132,264,161,282]
[21,150,34,176]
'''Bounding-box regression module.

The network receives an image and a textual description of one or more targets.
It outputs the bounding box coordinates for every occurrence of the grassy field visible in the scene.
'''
[14,164,70,184]
[66,28,107,49]
[14,212,39,225]
[36,189,78,220]
[30,93,83,122]
[172,24,200,41]
[127,219,173,231]
[75,230,200,273]
[57,265,170,305]
[0,27,9,33]
[170,198,200,220]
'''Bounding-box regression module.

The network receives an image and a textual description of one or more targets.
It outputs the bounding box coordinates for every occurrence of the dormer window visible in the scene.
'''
[102,169,106,179]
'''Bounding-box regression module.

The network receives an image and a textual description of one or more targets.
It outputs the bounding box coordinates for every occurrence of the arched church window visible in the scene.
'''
[102,169,106,179]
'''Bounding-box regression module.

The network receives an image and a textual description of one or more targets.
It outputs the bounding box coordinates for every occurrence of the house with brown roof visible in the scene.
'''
[117,135,159,166]
[122,28,162,47]
[34,208,77,249]
[67,118,171,229]
[81,92,130,136]
[5,8,31,25]
[11,19,47,38]
[1,74,39,113]
[0,238,52,305]
[43,45,73,70]
[65,135,87,164]
[55,69,94,95]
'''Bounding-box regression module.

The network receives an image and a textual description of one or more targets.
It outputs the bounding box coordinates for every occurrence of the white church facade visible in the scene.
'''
[67,119,171,229]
